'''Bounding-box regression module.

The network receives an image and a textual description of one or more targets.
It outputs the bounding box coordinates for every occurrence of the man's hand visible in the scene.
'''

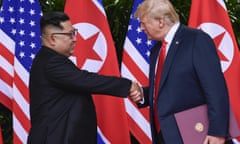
[203,135,225,144]
[129,81,143,103]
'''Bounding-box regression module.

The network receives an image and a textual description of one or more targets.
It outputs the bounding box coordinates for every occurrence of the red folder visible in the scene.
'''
[174,105,240,144]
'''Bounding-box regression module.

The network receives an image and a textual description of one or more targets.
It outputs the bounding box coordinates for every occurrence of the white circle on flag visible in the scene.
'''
[72,23,107,73]
[198,23,234,72]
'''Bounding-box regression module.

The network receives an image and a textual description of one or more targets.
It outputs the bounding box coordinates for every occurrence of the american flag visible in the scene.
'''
[0,0,42,143]
[121,0,156,143]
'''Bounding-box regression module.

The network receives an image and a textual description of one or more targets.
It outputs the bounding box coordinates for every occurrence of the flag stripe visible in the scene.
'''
[97,127,110,144]
[92,0,106,16]
[12,100,30,131]
[125,99,151,139]
[0,80,12,99]
[0,80,12,100]
[123,38,150,81]
[127,115,152,144]
[121,63,137,81]
[122,50,148,84]
[14,58,30,87]
[0,92,12,110]
[13,84,30,120]
[0,44,14,65]
[13,131,22,144]
[14,72,29,103]
[217,0,226,10]
[0,55,14,78]
[0,68,12,86]
[0,29,15,54]
[13,114,28,143]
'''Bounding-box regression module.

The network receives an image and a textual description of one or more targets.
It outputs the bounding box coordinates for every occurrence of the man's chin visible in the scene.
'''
[69,50,74,55]
[147,37,153,40]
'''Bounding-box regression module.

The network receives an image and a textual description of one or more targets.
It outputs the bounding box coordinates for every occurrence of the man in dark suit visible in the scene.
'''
[27,12,143,144]
[135,0,231,143]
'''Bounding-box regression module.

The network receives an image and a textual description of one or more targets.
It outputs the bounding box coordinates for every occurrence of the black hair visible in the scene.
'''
[40,11,70,31]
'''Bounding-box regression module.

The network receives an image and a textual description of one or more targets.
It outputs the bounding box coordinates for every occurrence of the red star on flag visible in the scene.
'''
[213,31,229,62]
[73,32,102,67]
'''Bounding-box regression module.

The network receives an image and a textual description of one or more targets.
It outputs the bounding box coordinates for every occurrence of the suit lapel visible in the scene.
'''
[150,42,161,83]
[159,25,185,91]
[149,42,161,104]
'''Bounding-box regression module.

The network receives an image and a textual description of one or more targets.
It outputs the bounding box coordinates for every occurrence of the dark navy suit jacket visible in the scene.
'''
[142,24,230,144]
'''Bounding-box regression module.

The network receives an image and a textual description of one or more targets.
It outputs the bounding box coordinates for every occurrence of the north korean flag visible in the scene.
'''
[188,0,240,136]
[64,0,131,144]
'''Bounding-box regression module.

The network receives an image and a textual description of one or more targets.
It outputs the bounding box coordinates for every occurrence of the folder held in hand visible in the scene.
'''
[174,105,240,144]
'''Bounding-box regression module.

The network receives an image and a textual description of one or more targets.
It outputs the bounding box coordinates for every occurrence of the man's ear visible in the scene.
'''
[48,34,56,46]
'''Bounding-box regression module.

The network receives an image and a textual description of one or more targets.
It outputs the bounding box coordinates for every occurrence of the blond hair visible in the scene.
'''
[135,0,179,26]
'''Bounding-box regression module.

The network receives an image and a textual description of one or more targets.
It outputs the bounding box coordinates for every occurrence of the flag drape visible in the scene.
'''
[188,0,240,142]
[121,0,156,143]
[64,0,131,143]
[0,0,42,143]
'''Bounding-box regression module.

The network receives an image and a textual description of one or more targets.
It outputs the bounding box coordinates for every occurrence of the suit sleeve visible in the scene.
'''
[193,31,230,137]
[44,55,132,98]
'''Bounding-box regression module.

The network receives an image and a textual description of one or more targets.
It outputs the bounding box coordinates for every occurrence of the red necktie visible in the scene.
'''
[154,40,167,132]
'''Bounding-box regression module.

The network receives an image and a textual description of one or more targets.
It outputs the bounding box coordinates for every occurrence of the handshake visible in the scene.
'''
[129,81,144,103]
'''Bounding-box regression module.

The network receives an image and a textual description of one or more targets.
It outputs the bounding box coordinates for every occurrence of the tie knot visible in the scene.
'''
[161,40,167,47]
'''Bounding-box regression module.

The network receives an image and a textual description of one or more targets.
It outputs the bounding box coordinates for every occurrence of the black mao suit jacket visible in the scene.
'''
[27,46,131,144]
[142,24,230,144]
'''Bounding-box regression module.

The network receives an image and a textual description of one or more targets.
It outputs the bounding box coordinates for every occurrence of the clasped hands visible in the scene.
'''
[129,81,143,103]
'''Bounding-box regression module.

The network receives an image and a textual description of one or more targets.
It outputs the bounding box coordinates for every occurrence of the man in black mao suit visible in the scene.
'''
[135,0,232,144]
[27,12,143,144]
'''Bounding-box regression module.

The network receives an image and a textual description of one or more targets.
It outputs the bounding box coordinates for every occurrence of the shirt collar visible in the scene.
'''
[164,22,180,44]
